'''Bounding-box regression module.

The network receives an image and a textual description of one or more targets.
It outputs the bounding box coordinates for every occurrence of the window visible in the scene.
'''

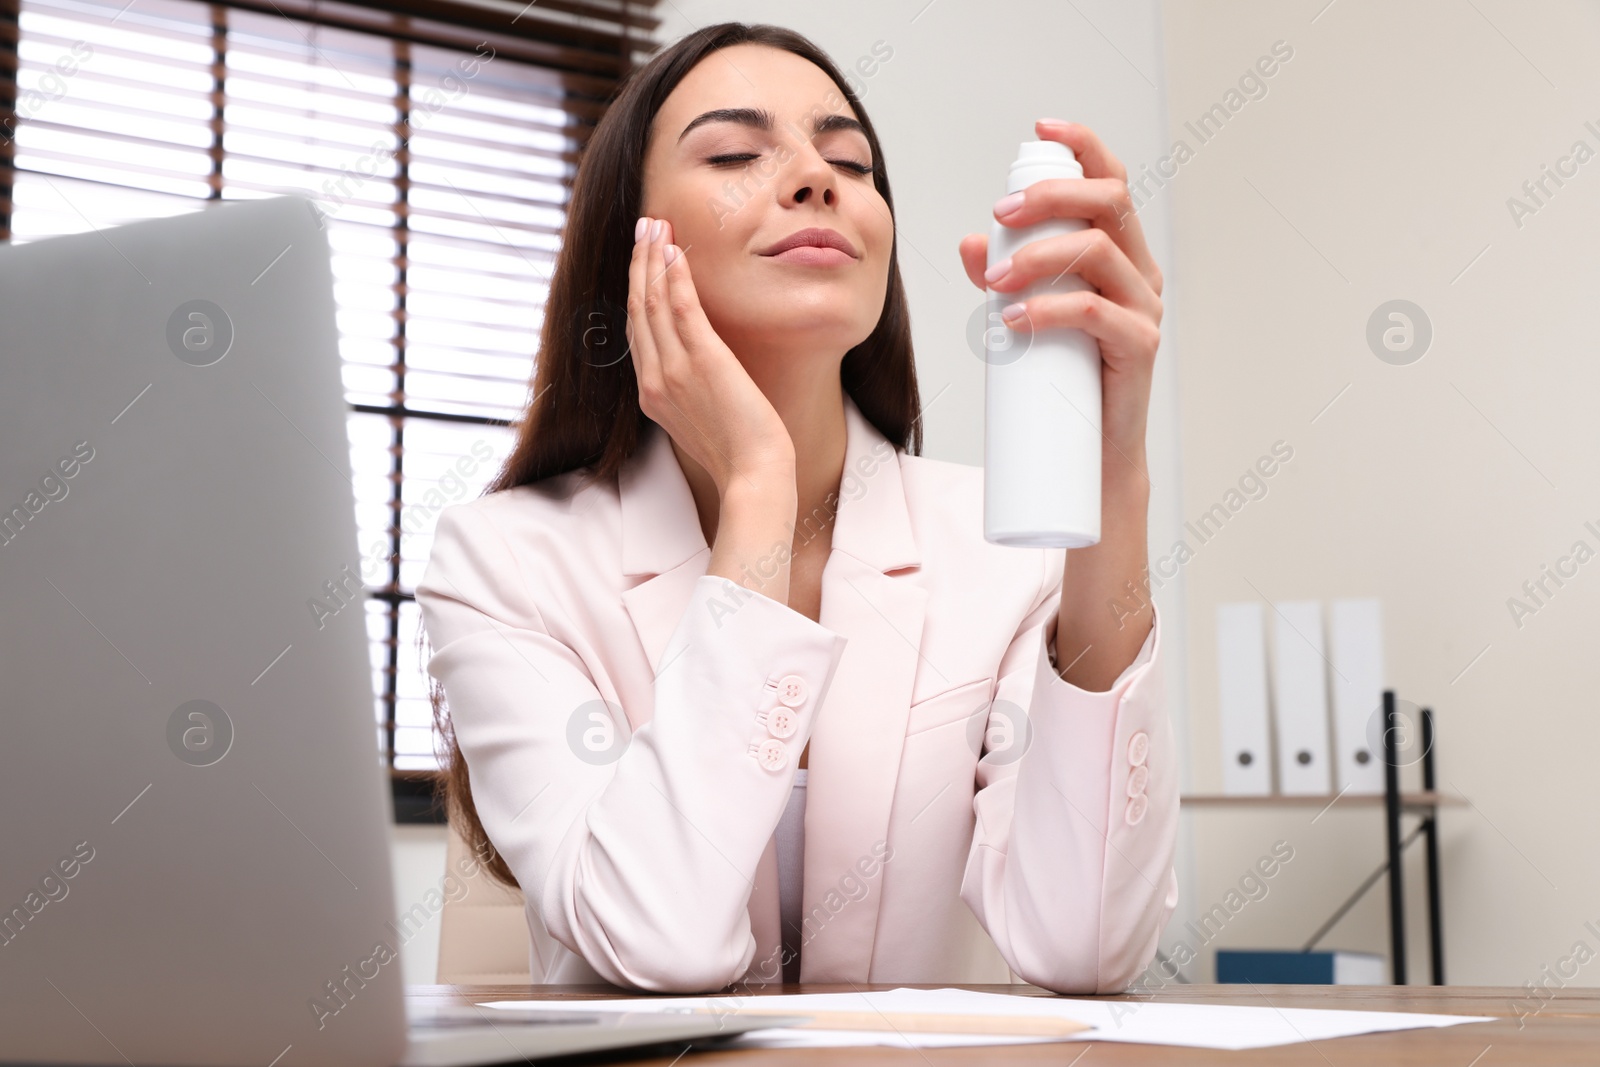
[0,0,660,817]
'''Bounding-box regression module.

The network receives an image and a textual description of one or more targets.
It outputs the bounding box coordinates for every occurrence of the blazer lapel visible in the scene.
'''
[614,395,927,985]
[617,418,712,698]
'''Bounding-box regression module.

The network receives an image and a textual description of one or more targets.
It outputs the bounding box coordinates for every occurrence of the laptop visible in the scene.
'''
[0,195,804,1065]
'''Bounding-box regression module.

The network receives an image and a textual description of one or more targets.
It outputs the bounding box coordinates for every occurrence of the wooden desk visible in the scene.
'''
[409,982,1600,1064]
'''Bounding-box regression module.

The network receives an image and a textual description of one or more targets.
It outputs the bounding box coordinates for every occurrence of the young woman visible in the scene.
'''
[417,21,1173,995]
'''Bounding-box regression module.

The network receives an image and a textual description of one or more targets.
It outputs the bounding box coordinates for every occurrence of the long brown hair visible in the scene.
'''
[424,21,922,890]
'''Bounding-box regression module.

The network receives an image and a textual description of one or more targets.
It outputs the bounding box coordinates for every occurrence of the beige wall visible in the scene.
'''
[1162,0,1600,985]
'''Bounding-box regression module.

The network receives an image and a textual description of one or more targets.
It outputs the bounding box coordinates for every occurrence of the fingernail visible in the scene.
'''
[663,244,679,266]
[994,192,1025,217]
[1038,117,1071,128]
[984,256,1012,284]
[635,216,648,242]
[650,218,663,241]
[1001,302,1027,323]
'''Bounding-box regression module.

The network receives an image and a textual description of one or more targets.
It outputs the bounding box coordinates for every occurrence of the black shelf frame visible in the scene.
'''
[1381,689,1444,985]
[1301,688,1444,984]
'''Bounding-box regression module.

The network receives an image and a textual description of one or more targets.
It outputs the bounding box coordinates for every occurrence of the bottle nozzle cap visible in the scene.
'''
[1006,139,1082,192]
[1015,140,1076,166]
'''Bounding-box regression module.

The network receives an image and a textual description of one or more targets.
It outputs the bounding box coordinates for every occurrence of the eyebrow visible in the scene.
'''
[676,106,868,144]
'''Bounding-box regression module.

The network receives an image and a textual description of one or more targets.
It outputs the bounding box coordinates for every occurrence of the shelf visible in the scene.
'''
[1181,791,1465,810]
[1185,692,1448,984]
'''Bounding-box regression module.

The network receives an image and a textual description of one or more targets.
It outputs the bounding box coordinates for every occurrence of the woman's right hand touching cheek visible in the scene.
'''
[628,215,801,605]
[626,215,794,498]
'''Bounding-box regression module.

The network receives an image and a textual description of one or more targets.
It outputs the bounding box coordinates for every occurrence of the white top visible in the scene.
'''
[774,768,807,983]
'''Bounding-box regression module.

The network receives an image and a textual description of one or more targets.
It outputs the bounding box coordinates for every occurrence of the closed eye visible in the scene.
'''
[707,153,873,175]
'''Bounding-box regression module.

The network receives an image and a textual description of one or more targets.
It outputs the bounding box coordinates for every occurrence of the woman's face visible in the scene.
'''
[640,43,893,368]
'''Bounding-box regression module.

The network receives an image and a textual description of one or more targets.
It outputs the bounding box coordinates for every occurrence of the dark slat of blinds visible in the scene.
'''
[0,15,16,80]
[365,0,661,36]
[351,401,514,426]
[0,0,14,240]
[206,0,657,80]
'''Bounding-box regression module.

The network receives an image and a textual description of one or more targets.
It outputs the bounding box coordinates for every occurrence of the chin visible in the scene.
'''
[719,314,873,357]
[708,284,874,340]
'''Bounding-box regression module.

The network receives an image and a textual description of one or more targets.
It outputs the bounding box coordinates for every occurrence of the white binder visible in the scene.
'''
[1329,598,1385,794]
[1215,602,1272,795]
[1271,600,1333,795]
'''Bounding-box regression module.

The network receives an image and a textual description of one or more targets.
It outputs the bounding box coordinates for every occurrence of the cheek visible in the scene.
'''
[648,173,726,243]
[857,200,895,267]
[680,250,748,330]
[673,220,745,300]
[862,211,894,284]
[668,192,759,265]
[676,214,742,263]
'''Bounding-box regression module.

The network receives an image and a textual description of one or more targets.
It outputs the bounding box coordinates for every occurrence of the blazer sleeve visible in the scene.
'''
[415,501,849,993]
[958,550,1178,994]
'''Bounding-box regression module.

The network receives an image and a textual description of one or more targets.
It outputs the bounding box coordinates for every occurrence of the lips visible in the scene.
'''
[759,227,859,258]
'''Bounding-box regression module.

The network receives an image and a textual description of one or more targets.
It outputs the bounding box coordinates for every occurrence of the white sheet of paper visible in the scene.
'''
[479,987,1495,1051]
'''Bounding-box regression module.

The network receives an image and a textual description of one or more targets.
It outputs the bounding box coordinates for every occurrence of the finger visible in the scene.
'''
[626,217,663,396]
[1001,289,1160,368]
[1035,119,1125,182]
[985,228,1161,324]
[640,216,685,379]
[995,175,1161,295]
[659,234,712,354]
[958,232,988,291]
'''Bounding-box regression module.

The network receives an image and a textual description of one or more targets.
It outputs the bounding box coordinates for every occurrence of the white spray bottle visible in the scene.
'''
[984,139,1102,548]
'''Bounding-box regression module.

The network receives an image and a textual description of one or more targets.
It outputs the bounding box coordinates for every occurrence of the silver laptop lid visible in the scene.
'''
[0,195,408,1066]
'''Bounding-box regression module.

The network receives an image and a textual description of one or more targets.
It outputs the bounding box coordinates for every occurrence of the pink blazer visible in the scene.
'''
[416,391,1177,994]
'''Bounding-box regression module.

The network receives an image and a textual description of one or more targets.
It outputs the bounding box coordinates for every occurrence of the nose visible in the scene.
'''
[779,141,839,209]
